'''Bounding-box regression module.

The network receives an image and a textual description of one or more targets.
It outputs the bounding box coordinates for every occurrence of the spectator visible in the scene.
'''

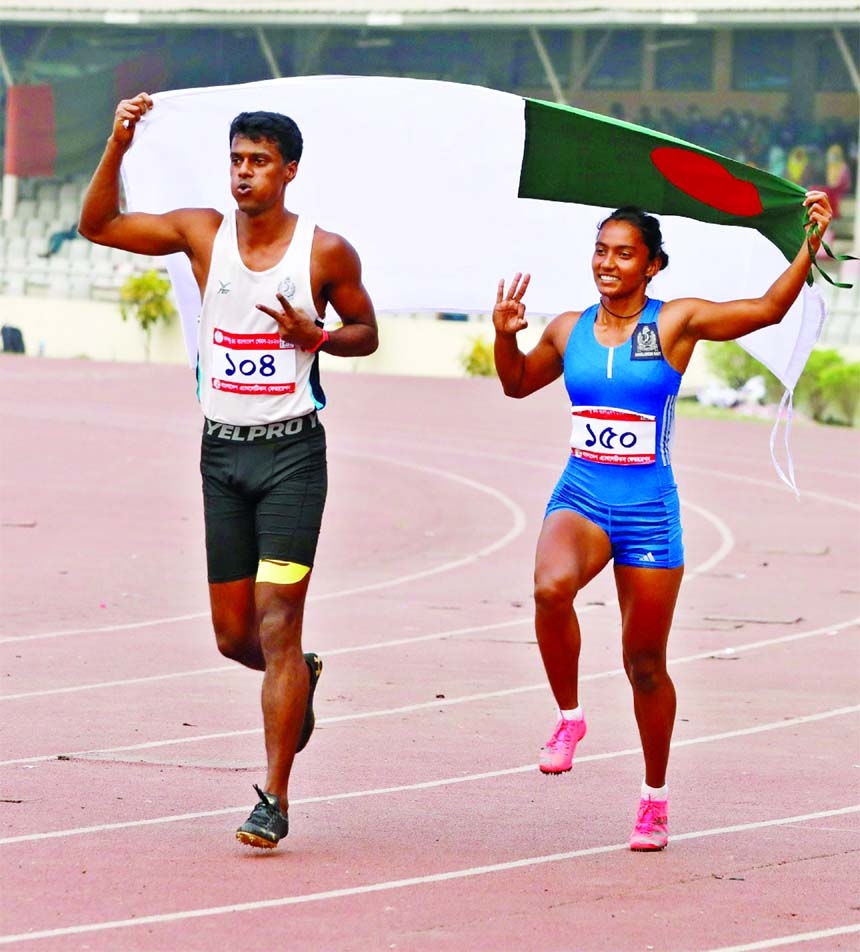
[822,143,852,220]
[786,146,809,186]
[767,145,787,178]
[39,224,78,258]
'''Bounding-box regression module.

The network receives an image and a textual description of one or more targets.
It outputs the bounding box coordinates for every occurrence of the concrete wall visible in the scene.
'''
[1,295,189,365]
[0,292,717,390]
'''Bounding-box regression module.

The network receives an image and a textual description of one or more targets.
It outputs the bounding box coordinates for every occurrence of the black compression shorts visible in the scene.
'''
[200,412,327,584]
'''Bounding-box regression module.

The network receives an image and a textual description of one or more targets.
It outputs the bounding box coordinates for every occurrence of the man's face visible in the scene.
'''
[229,134,297,214]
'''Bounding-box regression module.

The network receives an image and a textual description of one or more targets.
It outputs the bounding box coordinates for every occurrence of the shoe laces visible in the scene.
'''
[636,797,666,830]
[547,718,578,750]
[248,784,279,821]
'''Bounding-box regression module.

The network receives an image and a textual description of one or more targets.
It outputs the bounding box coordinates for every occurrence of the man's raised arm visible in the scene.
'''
[79,92,215,260]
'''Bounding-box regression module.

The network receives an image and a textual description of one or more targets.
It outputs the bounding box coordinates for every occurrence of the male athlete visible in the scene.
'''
[79,92,378,848]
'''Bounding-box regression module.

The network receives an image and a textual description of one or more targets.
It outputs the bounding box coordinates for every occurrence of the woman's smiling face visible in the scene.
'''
[591,220,659,300]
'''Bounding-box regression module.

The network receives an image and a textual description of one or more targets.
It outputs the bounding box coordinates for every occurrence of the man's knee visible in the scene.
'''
[257,596,305,656]
[215,624,255,664]
[209,578,257,663]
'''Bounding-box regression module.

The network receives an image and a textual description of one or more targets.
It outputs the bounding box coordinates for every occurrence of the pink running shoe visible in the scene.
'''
[538,716,587,774]
[629,796,669,851]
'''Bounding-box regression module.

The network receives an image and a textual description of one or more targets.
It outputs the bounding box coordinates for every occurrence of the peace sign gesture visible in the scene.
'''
[493,272,531,337]
[257,292,321,350]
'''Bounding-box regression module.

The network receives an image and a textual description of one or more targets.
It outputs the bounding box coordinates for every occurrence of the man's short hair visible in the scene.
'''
[229,112,303,164]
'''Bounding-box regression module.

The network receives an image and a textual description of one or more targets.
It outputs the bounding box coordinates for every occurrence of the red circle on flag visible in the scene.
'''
[650,147,763,216]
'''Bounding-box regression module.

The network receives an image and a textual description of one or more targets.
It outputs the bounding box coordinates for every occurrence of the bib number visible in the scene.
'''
[570,405,656,465]
[212,328,296,395]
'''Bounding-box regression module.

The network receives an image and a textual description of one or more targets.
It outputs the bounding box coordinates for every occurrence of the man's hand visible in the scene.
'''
[257,294,324,350]
[493,272,531,337]
[111,93,154,150]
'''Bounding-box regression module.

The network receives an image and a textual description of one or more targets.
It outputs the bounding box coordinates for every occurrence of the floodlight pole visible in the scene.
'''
[256,27,282,79]
[529,28,567,105]
[0,36,16,221]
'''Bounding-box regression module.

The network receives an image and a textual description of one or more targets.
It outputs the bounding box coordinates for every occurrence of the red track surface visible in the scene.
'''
[1,355,859,951]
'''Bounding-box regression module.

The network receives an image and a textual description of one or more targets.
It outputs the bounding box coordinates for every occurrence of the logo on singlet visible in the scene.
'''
[630,323,662,360]
[278,276,296,300]
[217,281,231,295]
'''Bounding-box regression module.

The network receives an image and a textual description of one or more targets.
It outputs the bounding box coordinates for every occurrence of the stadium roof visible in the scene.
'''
[0,0,858,27]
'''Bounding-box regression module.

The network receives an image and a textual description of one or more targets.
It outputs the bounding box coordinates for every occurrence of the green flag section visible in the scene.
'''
[519,98,807,268]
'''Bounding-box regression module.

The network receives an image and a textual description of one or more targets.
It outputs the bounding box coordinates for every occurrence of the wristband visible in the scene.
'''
[304,328,329,354]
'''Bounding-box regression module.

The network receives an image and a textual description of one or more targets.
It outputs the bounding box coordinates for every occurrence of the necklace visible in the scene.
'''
[600,297,648,321]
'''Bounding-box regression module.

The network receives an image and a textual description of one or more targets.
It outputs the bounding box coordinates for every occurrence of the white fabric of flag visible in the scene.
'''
[120,75,824,393]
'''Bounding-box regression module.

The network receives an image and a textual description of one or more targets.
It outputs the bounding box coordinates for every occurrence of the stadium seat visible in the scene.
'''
[36,199,59,222]
[35,181,61,204]
[16,199,37,220]
[1,219,25,240]
[24,219,48,241]
[58,182,80,204]
[66,240,90,263]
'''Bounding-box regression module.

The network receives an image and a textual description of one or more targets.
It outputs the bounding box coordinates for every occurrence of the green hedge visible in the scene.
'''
[706,341,860,426]
[461,335,495,377]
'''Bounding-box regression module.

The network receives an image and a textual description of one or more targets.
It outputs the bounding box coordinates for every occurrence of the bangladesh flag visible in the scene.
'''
[519,98,806,268]
[122,75,825,396]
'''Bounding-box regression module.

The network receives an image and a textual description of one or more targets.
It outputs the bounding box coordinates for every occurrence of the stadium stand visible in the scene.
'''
[0,5,855,343]
[0,173,166,301]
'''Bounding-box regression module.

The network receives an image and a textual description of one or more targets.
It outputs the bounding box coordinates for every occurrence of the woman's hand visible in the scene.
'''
[803,190,833,243]
[493,272,531,337]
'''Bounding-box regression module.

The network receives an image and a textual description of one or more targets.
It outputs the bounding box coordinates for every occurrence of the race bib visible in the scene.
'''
[211,328,296,396]
[570,405,656,465]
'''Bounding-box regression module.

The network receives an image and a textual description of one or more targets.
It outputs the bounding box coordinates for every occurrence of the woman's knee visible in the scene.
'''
[624,650,668,694]
[533,570,578,614]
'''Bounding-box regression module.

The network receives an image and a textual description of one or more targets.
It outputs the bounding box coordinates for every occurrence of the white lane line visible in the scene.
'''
[1,704,856,846]
[323,617,532,654]
[346,435,860,506]
[0,685,543,767]
[0,453,526,646]
[1,616,856,767]
[0,618,535,701]
[677,463,860,512]
[680,499,734,576]
[705,924,860,952]
[0,451,739,652]
[0,495,734,701]
[0,612,211,645]
[5,432,856,648]
[0,805,857,945]
[0,665,235,701]
[345,437,860,514]
[306,451,528,600]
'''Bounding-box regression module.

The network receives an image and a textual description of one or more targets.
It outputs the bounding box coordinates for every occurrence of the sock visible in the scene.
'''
[641,780,668,801]
[559,706,583,721]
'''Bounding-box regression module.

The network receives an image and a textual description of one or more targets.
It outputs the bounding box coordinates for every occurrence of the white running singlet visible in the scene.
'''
[197,213,326,425]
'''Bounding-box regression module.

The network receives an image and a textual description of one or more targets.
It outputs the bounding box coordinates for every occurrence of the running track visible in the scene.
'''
[1,355,858,952]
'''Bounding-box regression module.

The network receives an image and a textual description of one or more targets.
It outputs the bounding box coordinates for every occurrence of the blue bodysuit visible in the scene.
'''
[545,299,685,568]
